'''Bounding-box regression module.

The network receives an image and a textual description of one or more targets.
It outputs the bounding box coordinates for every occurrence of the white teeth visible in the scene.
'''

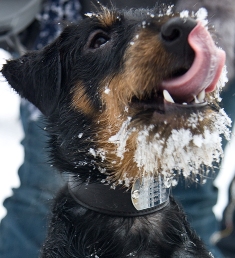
[163,89,205,105]
[194,90,206,104]
[163,90,175,103]
[194,95,200,104]
[197,90,206,102]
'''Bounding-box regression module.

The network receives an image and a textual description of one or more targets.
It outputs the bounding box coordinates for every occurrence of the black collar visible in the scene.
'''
[68,177,170,217]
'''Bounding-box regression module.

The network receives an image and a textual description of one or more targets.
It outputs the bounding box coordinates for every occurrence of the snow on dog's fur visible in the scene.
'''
[2,5,230,258]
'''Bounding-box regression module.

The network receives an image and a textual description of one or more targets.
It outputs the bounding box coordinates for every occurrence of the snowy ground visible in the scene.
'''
[0,47,234,222]
[0,49,24,220]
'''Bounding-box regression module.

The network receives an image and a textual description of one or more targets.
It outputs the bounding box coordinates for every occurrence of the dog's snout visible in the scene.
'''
[160,17,197,56]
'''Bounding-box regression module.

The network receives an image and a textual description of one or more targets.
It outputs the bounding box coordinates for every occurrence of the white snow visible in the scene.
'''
[0,49,24,220]
[0,45,234,222]
[78,133,83,138]
[213,66,228,103]
[195,8,208,26]
[166,5,174,16]
[84,12,94,18]
[180,10,189,18]
[180,8,208,27]
[110,110,230,189]
[104,85,110,95]
[108,117,132,159]
[89,148,96,158]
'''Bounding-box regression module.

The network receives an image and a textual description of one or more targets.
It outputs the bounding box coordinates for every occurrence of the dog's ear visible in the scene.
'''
[1,42,61,117]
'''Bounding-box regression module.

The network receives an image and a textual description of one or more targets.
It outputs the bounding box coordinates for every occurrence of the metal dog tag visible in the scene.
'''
[131,176,170,211]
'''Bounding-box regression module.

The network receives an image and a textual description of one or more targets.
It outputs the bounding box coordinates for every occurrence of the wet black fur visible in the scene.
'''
[2,8,212,258]
[43,188,209,258]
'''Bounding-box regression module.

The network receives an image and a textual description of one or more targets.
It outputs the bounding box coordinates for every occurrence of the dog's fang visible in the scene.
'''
[193,95,200,104]
[163,90,175,103]
[197,89,205,102]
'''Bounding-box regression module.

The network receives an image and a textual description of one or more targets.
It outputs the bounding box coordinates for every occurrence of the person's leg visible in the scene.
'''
[0,102,64,258]
[0,1,82,256]
[173,177,223,257]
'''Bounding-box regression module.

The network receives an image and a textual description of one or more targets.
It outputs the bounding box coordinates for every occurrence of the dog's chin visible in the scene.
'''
[100,72,230,187]
[108,103,231,188]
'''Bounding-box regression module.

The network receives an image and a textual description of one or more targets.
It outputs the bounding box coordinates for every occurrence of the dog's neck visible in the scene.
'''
[68,176,170,216]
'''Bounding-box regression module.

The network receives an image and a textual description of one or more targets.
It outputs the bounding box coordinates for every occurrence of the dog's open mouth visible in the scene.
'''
[131,22,225,112]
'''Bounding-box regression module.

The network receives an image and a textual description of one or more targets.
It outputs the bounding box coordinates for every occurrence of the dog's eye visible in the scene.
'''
[89,32,110,49]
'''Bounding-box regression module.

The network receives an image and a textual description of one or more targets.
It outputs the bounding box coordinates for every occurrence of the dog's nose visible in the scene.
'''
[160,17,197,56]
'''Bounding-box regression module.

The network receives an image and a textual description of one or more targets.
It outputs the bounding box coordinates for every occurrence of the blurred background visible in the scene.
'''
[0,49,24,219]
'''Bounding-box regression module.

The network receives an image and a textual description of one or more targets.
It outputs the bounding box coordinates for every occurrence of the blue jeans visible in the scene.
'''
[0,1,81,257]
[0,103,64,258]
[173,177,223,257]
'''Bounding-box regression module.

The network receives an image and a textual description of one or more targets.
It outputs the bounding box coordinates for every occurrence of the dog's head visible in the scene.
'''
[2,6,230,188]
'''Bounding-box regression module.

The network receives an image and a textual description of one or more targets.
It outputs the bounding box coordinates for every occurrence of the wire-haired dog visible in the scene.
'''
[2,5,231,258]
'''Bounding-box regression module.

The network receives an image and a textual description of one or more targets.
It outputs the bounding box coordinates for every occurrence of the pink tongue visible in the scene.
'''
[161,21,226,103]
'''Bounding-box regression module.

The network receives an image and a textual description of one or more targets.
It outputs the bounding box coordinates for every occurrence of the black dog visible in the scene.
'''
[2,5,230,258]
